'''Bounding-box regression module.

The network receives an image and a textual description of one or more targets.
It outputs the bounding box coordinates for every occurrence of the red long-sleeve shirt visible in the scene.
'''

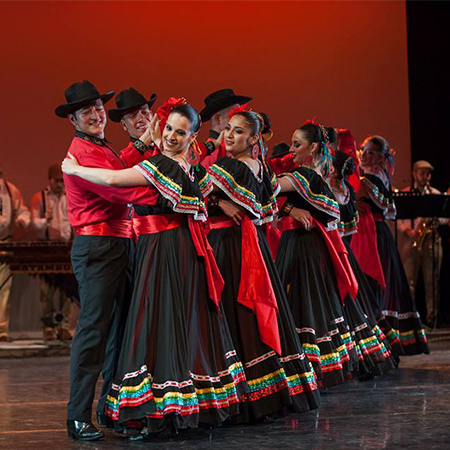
[63,134,157,231]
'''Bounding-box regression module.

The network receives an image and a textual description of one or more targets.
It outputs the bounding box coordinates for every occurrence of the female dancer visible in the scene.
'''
[62,100,247,438]
[330,150,397,375]
[275,122,358,387]
[353,136,429,355]
[206,108,319,420]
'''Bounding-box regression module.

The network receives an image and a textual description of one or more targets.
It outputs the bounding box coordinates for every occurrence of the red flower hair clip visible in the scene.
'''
[157,97,187,130]
[228,103,250,118]
[304,117,317,125]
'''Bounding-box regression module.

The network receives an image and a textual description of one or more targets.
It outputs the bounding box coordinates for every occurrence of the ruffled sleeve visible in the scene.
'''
[134,155,208,221]
[195,164,214,198]
[361,174,396,219]
[281,167,340,223]
[207,157,279,224]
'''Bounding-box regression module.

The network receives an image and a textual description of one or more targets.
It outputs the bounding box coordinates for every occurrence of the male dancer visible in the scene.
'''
[56,80,155,441]
[109,87,158,164]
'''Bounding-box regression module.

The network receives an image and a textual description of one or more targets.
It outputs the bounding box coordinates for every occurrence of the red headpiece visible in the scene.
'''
[157,97,187,131]
[228,103,250,118]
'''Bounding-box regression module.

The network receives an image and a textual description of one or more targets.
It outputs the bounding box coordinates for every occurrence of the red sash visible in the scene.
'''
[133,214,185,238]
[281,216,358,303]
[74,219,134,239]
[264,223,282,261]
[209,216,282,355]
[350,203,386,290]
[133,214,224,309]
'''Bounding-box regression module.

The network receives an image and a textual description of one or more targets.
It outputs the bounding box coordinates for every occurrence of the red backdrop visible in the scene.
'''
[0,0,411,202]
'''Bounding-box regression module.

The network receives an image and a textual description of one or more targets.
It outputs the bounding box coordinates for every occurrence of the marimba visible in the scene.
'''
[0,240,79,303]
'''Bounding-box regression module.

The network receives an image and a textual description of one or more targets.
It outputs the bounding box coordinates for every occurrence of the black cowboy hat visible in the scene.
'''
[200,88,252,122]
[55,80,115,118]
[271,142,290,159]
[108,88,158,122]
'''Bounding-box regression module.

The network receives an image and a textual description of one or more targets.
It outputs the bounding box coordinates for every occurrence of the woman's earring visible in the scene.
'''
[304,154,314,166]
[251,144,259,159]
[186,143,200,166]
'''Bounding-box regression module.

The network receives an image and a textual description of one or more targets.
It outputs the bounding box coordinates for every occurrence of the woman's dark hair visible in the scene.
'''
[298,123,337,146]
[234,111,263,137]
[332,151,356,180]
[171,104,201,133]
[297,123,337,177]
[259,112,272,134]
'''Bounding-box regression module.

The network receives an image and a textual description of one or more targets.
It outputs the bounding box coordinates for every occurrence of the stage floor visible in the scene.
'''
[1,350,449,450]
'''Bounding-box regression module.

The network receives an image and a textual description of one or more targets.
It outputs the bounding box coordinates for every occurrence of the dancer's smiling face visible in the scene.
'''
[162,112,196,155]
[224,115,258,156]
[121,104,153,139]
[359,140,383,170]
[69,99,106,138]
[290,130,318,165]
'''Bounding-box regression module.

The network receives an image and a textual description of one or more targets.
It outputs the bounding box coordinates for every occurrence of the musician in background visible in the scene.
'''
[397,160,445,326]
[30,163,72,341]
[0,168,30,342]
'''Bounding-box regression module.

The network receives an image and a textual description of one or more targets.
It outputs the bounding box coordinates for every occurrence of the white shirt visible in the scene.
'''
[30,186,72,241]
[0,178,31,241]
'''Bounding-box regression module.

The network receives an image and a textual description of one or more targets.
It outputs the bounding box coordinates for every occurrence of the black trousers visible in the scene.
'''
[67,235,134,421]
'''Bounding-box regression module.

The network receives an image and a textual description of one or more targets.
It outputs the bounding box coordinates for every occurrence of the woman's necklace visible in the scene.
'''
[235,152,263,183]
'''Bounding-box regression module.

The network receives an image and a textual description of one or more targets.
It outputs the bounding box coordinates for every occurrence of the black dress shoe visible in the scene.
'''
[67,420,105,441]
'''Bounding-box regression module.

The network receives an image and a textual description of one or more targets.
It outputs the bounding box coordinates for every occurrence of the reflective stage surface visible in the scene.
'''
[1,350,449,450]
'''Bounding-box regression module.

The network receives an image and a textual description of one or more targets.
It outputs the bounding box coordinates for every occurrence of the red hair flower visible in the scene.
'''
[229,103,250,118]
[157,97,187,130]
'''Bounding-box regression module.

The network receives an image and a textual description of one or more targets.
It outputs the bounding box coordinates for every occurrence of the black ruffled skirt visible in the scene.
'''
[339,237,397,375]
[275,228,359,387]
[208,223,320,420]
[343,235,403,360]
[374,221,429,355]
[105,219,247,431]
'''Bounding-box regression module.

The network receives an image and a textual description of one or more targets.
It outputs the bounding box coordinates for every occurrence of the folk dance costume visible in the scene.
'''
[275,167,359,387]
[56,80,159,432]
[64,131,154,423]
[352,170,429,355]
[207,157,319,420]
[332,171,397,375]
[105,155,247,432]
